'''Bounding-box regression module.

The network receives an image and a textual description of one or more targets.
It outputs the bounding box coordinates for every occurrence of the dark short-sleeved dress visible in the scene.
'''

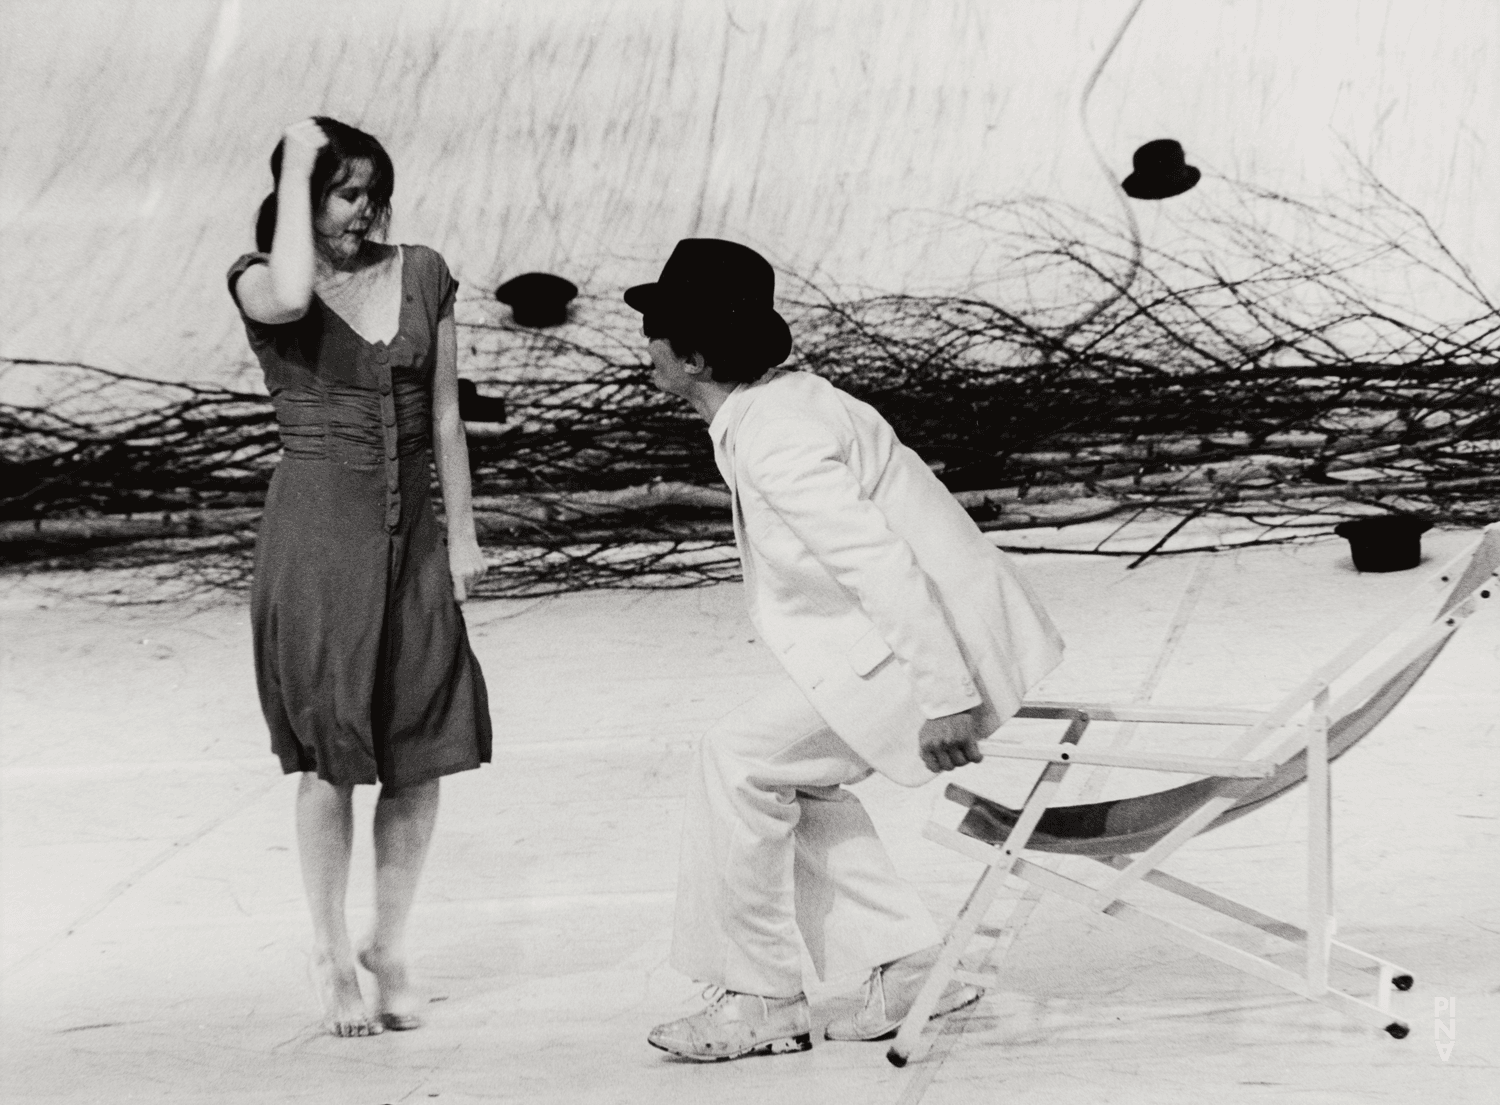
[227,244,492,787]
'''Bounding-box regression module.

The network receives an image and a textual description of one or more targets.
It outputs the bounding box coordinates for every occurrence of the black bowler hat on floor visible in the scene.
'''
[1334,515,1433,573]
[1122,138,1201,200]
[457,378,506,423]
[495,271,577,328]
[623,239,793,370]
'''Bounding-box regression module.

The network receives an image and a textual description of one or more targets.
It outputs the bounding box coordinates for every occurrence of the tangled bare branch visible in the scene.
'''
[4,175,1496,597]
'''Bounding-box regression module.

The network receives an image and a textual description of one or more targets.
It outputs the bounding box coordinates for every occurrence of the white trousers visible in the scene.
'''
[670,676,941,997]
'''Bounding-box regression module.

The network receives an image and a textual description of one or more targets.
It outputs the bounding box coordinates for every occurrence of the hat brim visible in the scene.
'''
[1335,516,1433,538]
[623,282,659,314]
[509,305,571,328]
[1122,165,1201,200]
[496,273,578,312]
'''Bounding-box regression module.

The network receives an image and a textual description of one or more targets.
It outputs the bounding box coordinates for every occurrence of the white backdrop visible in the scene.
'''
[1,0,1495,385]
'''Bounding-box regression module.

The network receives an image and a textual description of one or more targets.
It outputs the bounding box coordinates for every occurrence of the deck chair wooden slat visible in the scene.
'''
[887,524,1500,1068]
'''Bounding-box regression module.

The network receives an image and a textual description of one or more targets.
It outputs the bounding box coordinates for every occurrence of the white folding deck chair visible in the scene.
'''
[888,522,1500,1067]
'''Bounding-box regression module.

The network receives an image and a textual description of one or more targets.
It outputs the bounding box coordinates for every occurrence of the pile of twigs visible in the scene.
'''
[3,176,1497,596]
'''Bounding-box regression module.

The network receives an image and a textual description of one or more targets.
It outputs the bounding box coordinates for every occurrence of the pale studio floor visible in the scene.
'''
[2,527,1497,1104]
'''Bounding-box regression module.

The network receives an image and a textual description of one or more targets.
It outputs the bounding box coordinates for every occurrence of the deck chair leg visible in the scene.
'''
[1012,859,1412,1037]
[1103,859,1412,995]
[887,862,1010,1067]
[891,724,1089,1067]
[1306,690,1334,994]
[886,871,1052,1068]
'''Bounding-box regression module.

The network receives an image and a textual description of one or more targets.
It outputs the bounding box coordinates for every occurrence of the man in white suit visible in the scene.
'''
[626,240,1064,1061]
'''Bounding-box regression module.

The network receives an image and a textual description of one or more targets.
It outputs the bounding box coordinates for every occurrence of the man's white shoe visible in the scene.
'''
[648,989,813,1061]
[824,946,982,1042]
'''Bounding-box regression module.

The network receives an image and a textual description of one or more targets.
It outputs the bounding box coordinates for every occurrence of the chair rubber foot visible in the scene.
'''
[1385,1022,1409,1040]
[886,1047,908,1068]
[1391,974,1413,991]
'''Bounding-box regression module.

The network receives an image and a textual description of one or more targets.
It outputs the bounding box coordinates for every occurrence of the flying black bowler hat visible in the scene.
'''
[1122,139,1201,200]
[1334,514,1433,573]
[624,239,792,371]
[495,272,577,328]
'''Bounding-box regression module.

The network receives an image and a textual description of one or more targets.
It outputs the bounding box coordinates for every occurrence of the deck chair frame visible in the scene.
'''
[888,525,1500,1067]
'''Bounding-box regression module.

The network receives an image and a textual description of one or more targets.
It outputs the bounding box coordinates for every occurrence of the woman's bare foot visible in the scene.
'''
[309,950,381,1037]
[357,942,422,1030]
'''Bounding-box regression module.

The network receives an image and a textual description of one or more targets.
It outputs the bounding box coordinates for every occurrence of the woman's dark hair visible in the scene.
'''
[254,117,394,252]
[642,312,775,384]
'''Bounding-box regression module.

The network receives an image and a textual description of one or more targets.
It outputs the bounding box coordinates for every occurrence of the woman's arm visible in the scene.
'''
[235,120,327,324]
[430,309,487,602]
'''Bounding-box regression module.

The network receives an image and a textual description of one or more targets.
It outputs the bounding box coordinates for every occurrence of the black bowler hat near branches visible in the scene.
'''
[457,378,506,423]
[1334,515,1433,573]
[624,239,793,371]
[495,271,577,328]
[1122,138,1201,200]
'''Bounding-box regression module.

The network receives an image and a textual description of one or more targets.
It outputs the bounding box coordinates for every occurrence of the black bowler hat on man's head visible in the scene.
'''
[1334,514,1433,573]
[1122,138,1201,200]
[624,239,792,371]
[495,271,577,328]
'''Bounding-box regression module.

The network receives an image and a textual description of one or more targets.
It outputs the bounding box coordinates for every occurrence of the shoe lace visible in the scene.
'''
[698,985,772,1021]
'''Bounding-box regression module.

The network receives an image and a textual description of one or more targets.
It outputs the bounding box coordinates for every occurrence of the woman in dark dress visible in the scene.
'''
[228,117,492,1037]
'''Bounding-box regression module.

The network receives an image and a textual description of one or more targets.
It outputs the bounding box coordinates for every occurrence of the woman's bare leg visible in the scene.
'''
[358,778,440,1029]
[295,773,376,1036]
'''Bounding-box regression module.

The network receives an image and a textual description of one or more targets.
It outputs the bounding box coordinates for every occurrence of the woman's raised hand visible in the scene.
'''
[281,118,329,169]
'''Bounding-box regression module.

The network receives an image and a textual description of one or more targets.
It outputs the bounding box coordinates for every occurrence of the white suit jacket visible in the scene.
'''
[710,370,1065,786]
